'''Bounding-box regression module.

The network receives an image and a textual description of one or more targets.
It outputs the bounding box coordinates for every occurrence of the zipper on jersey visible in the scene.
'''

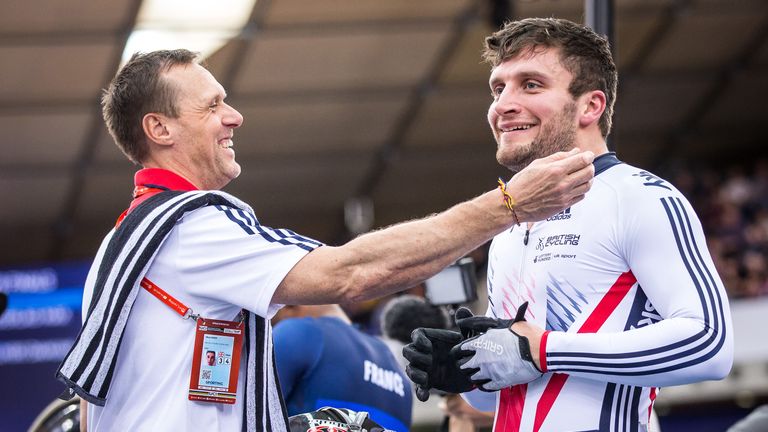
[523,221,533,245]
[518,223,533,292]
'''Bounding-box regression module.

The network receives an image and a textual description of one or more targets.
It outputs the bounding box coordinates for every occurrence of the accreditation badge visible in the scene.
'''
[188,317,244,404]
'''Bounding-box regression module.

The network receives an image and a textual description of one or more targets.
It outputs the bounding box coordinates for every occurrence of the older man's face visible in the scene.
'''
[162,63,244,190]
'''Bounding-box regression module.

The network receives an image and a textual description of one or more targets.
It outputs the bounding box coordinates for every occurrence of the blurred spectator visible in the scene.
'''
[666,159,768,298]
[344,284,426,336]
[438,393,494,432]
[273,304,412,431]
[727,405,768,431]
[378,294,451,370]
[380,294,450,344]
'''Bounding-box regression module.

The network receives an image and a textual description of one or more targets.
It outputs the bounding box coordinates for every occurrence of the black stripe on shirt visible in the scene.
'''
[218,207,318,252]
[629,386,642,432]
[72,191,187,387]
[599,382,616,432]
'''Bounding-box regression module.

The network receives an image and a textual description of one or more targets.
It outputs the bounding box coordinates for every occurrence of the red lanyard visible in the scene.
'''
[115,185,169,227]
[132,185,166,198]
[140,277,198,320]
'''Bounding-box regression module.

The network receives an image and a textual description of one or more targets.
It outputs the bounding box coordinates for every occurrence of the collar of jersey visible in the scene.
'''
[593,151,622,176]
[121,168,199,220]
[134,168,199,191]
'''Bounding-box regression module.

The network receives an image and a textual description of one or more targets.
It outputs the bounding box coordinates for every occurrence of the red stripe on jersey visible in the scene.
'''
[579,270,636,333]
[528,271,637,430]
[495,385,527,432]
[648,387,657,421]
[539,331,551,372]
[533,373,568,432]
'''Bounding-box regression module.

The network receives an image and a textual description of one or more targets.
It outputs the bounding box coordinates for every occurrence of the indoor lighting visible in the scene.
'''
[121,0,257,64]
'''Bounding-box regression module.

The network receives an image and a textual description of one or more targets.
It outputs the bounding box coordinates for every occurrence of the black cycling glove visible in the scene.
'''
[454,301,528,338]
[402,328,475,401]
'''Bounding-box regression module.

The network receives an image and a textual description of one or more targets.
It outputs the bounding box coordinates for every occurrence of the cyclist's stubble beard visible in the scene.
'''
[496,101,578,173]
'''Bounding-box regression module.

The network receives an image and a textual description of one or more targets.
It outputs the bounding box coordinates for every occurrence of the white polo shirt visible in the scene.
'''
[82,184,320,430]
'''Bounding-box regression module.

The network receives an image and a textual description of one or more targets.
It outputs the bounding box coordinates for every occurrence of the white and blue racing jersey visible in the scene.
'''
[483,153,733,432]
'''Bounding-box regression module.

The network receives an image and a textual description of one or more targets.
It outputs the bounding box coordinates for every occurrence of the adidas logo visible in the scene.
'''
[546,207,571,221]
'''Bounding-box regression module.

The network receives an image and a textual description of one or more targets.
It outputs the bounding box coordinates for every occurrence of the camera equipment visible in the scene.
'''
[423,257,478,306]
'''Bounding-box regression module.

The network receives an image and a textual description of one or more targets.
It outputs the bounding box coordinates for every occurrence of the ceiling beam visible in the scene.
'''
[611,0,695,156]
[621,0,695,74]
[649,12,768,168]
[354,4,481,197]
[261,17,457,37]
[0,30,119,46]
[326,3,482,242]
[219,0,273,93]
[47,0,144,261]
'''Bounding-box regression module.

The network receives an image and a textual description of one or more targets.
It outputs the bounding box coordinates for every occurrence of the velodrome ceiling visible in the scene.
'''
[1,0,767,264]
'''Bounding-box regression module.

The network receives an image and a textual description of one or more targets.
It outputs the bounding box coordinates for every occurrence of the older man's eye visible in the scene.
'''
[209,102,219,111]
